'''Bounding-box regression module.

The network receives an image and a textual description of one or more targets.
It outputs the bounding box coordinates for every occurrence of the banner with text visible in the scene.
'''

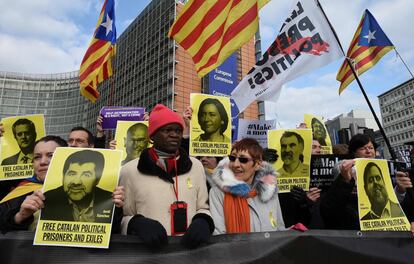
[100,107,145,130]
[34,147,122,248]
[190,93,232,157]
[310,154,347,192]
[237,119,276,148]
[207,53,239,141]
[355,159,410,231]
[231,0,343,112]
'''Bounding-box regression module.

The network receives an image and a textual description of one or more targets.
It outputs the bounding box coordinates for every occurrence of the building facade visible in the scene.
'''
[0,71,87,138]
[325,109,379,145]
[86,0,259,131]
[378,78,414,161]
[0,0,259,142]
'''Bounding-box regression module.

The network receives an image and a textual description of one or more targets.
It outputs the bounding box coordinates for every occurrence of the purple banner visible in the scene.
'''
[100,107,145,129]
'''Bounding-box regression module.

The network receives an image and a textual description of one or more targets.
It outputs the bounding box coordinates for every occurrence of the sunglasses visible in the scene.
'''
[228,155,254,164]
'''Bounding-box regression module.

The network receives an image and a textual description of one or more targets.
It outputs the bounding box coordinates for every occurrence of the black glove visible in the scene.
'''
[181,214,213,249]
[263,148,278,163]
[127,215,168,249]
[290,186,307,207]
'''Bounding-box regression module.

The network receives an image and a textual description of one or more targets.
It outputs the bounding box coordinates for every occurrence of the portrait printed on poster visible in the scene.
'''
[41,149,117,223]
[0,115,45,180]
[34,148,122,249]
[115,121,149,165]
[355,159,410,231]
[268,129,312,193]
[189,93,232,157]
[304,114,332,154]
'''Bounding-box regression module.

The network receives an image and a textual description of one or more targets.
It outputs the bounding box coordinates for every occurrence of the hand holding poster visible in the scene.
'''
[355,159,410,231]
[114,121,149,165]
[268,129,312,193]
[304,114,332,154]
[100,107,145,130]
[34,148,122,248]
[0,115,45,181]
[189,93,232,157]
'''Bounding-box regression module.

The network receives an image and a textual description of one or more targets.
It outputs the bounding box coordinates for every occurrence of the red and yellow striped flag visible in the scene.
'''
[168,0,269,78]
[80,0,117,103]
[336,10,394,94]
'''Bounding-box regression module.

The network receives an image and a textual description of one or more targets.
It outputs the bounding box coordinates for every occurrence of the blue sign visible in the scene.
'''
[207,53,239,141]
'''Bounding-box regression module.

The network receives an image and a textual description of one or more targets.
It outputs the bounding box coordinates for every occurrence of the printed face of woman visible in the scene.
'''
[200,103,222,135]
[229,150,260,185]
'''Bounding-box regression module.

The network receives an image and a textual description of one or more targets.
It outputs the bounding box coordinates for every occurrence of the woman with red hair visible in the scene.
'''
[209,138,286,234]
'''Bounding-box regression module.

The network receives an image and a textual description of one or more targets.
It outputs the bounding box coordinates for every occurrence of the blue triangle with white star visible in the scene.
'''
[358,9,393,47]
[95,0,117,44]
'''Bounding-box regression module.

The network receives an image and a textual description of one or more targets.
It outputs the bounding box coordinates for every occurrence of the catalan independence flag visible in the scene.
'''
[168,0,269,78]
[336,9,394,94]
[80,0,117,102]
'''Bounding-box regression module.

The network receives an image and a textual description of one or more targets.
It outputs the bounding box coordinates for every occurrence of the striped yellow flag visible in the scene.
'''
[79,0,117,103]
[336,10,394,94]
[169,0,269,78]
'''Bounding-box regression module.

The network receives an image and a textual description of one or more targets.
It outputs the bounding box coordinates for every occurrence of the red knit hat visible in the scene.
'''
[148,104,185,137]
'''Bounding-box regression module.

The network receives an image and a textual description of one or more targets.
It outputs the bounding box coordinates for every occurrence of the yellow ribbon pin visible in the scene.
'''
[187,177,193,189]
[269,211,277,228]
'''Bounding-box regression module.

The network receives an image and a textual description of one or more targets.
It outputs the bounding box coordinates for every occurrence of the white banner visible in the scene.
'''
[231,0,343,112]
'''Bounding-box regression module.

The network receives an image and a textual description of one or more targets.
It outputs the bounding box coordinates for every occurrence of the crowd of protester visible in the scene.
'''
[0,104,413,250]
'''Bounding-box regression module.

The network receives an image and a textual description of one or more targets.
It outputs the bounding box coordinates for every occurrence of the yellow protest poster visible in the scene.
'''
[268,129,312,193]
[355,159,410,231]
[114,121,149,165]
[189,93,232,157]
[34,147,122,248]
[304,114,332,154]
[0,114,46,181]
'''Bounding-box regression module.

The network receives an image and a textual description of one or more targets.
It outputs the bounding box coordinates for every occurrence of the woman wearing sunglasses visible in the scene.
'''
[209,138,286,234]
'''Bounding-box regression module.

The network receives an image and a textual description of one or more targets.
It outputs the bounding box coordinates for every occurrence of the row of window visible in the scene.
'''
[379,81,414,104]
[381,95,414,114]
[383,107,414,123]
[390,130,414,143]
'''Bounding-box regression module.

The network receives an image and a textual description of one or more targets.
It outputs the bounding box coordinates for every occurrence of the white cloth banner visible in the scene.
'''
[231,0,343,112]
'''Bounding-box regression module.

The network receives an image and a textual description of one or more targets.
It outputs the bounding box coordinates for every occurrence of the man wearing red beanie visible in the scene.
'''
[120,104,214,249]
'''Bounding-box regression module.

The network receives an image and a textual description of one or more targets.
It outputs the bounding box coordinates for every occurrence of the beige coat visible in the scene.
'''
[120,154,210,235]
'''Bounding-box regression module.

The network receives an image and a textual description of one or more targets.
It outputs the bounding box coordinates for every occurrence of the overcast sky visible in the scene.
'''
[0,0,412,128]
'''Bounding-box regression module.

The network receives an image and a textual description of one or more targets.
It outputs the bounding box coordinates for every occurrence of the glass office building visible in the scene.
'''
[1,0,259,141]
[0,71,87,138]
[85,0,259,131]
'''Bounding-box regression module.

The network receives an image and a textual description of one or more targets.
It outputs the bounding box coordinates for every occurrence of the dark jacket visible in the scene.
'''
[400,193,414,222]
[0,193,34,233]
[278,192,312,227]
[320,176,359,230]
